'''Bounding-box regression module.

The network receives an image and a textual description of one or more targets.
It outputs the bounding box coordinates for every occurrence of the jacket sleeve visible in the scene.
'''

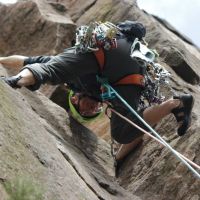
[22,47,99,91]
[23,55,53,66]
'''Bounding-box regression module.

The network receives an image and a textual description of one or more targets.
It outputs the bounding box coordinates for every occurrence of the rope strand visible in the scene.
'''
[105,83,200,179]
[109,107,200,171]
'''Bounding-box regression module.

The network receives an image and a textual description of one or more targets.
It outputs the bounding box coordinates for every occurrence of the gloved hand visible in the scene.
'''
[0,75,22,88]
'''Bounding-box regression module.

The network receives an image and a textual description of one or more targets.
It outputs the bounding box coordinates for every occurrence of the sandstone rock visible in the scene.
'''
[0,1,75,56]
[0,80,138,199]
[0,0,200,199]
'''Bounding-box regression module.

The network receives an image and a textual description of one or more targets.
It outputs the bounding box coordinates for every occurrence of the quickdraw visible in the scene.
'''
[139,62,171,109]
[129,38,171,107]
[75,21,119,53]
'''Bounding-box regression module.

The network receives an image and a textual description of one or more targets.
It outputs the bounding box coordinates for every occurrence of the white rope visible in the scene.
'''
[110,108,200,171]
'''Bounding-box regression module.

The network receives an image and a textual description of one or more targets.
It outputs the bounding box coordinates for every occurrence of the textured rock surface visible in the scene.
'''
[0,0,200,199]
[0,0,75,56]
[0,76,137,199]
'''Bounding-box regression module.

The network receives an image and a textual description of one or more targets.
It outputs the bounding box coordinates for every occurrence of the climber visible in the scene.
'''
[0,20,194,176]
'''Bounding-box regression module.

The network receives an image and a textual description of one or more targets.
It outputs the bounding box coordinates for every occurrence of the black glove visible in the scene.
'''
[0,76,22,88]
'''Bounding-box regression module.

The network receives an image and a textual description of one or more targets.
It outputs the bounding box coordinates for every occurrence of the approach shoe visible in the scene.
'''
[0,75,22,88]
[171,94,194,136]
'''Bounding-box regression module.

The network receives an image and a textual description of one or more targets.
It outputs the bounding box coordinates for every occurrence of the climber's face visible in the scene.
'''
[70,93,103,117]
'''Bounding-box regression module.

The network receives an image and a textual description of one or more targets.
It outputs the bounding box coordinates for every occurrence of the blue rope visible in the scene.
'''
[104,83,200,179]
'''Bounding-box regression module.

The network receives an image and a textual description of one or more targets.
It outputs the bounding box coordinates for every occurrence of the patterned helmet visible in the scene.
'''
[68,90,103,123]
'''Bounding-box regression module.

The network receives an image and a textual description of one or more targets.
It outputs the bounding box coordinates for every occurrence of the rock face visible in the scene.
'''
[0,0,200,199]
[0,78,138,200]
[0,0,75,56]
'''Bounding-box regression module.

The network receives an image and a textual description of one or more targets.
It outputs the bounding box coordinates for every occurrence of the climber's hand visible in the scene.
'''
[0,76,22,88]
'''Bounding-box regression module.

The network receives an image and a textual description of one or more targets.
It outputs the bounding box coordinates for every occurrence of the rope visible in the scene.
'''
[104,83,200,179]
[109,107,200,171]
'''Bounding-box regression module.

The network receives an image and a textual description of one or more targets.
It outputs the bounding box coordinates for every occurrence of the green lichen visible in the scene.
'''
[4,176,44,200]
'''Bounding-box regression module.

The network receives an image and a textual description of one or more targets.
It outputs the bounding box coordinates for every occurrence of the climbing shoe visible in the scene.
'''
[0,75,22,88]
[171,94,194,136]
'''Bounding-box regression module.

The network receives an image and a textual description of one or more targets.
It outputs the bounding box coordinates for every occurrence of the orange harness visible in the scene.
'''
[94,48,145,87]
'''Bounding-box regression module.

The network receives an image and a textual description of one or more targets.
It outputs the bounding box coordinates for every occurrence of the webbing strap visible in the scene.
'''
[94,48,105,71]
[94,48,145,87]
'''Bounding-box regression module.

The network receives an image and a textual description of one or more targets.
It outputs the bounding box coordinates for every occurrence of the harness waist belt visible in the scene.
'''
[114,74,145,86]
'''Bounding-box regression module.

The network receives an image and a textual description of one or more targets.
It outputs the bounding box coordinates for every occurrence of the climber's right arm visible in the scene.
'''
[3,47,99,90]
[18,47,99,90]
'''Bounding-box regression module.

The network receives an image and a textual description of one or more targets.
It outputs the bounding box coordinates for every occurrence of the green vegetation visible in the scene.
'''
[4,177,43,200]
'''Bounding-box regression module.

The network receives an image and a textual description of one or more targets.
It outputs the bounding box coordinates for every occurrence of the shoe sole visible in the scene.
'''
[178,95,194,136]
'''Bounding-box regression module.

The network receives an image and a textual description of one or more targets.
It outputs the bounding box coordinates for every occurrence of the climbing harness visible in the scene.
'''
[96,55,171,107]
[93,40,170,107]
[104,83,200,179]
